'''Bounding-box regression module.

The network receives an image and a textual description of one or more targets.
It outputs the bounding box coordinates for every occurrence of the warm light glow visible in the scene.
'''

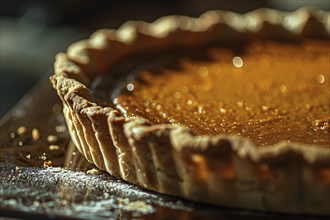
[127,83,134,91]
[199,66,209,77]
[233,56,243,68]
[279,84,287,93]
[317,74,325,84]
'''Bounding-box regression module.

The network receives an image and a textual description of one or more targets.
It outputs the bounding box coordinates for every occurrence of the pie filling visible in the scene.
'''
[94,40,330,146]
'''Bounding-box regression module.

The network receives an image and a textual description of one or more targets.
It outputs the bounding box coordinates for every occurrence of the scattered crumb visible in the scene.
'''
[86,168,100,175]
[32,128,41,141]
[43,161,53,168]
[15,167,20,171]
[49,145,60,150]
[72,152,76,156]
[126,201,154,213]
[48,167,63,172]
[39,153,47,160]
[33,201,40,206]
[61,200,68,205]
[118,198,154,214]
[17,126,27,136]
[26,154,31,159]
[10,132,16,138]
[18,141,24,146]
[55,125,66,133]
[47,135,58,144]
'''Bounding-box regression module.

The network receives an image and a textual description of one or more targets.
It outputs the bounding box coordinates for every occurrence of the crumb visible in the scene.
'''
[49,145,60,150]
[49,167,63,172]
[39,154,47,160]
[26,155,31,159]
[118,198,154,214]
[32,128,41,141]
[127,201,153,213]
[10,132,16,138]
[17,126,27,136]
[18,141,24,146]
[15,167,20,171]
[72,152,76,156]
[86,168,100,175]
[47,135,58,144]
[43,161,53,168]
[55,125,66,133]
[33,201,40,206]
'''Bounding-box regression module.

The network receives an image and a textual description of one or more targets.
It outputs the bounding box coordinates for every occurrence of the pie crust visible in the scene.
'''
[50,8,330,215]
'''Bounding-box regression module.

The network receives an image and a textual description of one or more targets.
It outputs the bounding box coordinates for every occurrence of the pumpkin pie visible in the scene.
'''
[51,8,330,215]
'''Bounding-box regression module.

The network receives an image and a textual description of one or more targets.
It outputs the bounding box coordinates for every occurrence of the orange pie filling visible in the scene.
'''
[100,40,329,146]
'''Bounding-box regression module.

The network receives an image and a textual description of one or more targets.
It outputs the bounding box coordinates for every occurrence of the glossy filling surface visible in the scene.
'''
[111,40,329,146]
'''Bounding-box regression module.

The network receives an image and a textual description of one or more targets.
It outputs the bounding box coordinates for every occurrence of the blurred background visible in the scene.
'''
[0,0,329,118]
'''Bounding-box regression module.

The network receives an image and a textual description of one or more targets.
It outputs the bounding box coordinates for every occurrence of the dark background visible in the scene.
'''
[0,0,329,118]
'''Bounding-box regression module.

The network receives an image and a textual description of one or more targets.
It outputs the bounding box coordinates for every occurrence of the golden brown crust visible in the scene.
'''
[50,8,330,214]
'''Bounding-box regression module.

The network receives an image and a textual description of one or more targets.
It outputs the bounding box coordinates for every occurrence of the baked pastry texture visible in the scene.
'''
[51,8,330,215]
